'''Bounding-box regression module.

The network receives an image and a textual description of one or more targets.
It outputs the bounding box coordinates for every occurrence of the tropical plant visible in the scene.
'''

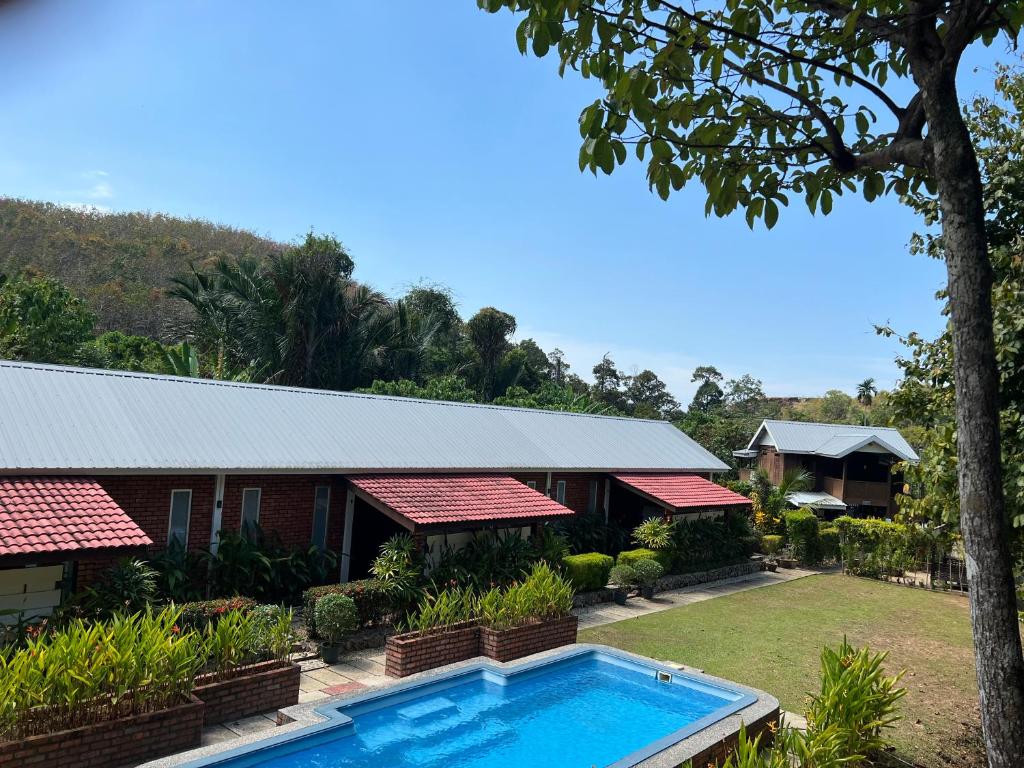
[632,517,675,550]
[856,378,877,407]
[477,563,574,630]
[314,594,359,645]
[760,535,784,556]
[531,526,571,568]
[149,540,205,602]
[402,588,478,635]
[370,533,424,608]
[79,558,159,618]
[749,469,812,535]
[806,639,907,760]
[0,608,204,740]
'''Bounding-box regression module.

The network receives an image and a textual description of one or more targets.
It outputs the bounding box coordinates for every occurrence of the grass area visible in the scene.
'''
[580,573,983,767]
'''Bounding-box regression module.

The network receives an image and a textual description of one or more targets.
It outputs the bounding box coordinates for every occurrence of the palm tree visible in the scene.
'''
[749,468,812,533]
[856,378,877,406]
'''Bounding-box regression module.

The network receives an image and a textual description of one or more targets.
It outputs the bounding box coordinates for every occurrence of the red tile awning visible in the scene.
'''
[0,477,152,557]
[612,473,751,513]
[347,474,575,530]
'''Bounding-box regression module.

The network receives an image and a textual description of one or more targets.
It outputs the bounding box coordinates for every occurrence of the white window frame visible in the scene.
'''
[555,480,567,505]
[167,489,192,547]
[587,480,599,514]
[241,487,262,533]
[311,485,331,550]
[526,480,537,490]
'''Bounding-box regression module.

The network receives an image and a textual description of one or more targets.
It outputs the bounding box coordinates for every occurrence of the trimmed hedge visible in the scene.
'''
[761,534,784,555]
[303,579,391,639]
[819,527,841,562]
[176,597,257,630]
[562,553,614,592]
[784,509,821,565]
[617,548,673,570]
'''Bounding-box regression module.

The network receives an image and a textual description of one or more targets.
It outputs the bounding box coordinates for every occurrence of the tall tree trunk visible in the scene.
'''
[914,56,1024,768]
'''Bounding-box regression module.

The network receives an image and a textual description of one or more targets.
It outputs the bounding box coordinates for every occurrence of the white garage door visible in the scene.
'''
[0,565,64,624]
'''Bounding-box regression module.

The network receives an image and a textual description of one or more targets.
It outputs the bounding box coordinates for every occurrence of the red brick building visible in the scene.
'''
[0,361,748,616]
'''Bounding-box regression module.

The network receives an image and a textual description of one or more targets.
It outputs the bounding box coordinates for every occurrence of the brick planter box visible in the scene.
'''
[479,615,578,663]
[680,705,780,767]
[385,621,480,678]
[0,694,203,768]
[194,660,300,725]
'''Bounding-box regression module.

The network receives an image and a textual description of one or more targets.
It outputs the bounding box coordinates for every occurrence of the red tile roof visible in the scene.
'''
[612,473,751,511]
[0,477,152,557]
[348,474,575,528]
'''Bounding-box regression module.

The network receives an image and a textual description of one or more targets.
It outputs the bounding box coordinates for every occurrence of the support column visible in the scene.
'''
[545,471,552,497]
[209,473,225,554]
[603,478,611,524]
[340,485,355,583]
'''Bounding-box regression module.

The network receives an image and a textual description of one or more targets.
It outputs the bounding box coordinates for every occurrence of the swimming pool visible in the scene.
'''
[181,647,759,768]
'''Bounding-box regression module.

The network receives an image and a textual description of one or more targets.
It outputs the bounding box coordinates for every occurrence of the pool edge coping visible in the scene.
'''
[140,643,779,768]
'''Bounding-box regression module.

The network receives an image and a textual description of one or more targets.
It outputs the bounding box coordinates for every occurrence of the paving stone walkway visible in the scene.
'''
[200,566,819,746]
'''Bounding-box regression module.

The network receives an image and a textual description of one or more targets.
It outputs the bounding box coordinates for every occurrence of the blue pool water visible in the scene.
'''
[190,649,754,768]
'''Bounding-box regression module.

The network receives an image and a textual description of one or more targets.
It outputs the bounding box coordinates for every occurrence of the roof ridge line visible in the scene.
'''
[0,359,671,425]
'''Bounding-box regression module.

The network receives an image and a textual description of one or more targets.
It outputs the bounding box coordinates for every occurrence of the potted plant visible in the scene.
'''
[632,558,663,599]
[608,564,637,605]
[763,557,778,573]
[315,592,358,664]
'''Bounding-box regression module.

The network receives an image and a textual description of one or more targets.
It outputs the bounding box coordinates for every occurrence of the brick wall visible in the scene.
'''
[682,707,779,767]
[0,695,203,768]
[550,472,604,513]
[221,474,346,551]
[99,475,216,552]
[194,660,300,725]
[385,622,480,678]
[479,615,578,662]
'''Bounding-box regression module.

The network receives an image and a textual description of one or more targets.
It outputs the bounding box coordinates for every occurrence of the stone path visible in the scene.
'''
[200,565,820,746]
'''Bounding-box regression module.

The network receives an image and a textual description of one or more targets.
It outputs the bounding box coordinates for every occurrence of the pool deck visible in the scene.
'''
[143,565,816,765]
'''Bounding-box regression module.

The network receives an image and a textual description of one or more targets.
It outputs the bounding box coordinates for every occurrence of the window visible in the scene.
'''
[311,485,330,550]
[586,480,599,514]
[526,480,537,490]
[168,490,192,546]
[241,488,261,534]
[555,480,567,505]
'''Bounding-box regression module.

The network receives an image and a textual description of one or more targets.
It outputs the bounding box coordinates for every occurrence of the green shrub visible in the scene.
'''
[670,515,755,572]
[631,558,664,586]
[617,547,672,571]
[314,594,359,644]
[370,533,424,606]
[761,534,784,555]
[608,563,638,588]
[176,596,257,630]
[562,552,614,591]
[0,608,205,740]
[302,580,391,639]
[819,527,840,562]
[784,509,821,565]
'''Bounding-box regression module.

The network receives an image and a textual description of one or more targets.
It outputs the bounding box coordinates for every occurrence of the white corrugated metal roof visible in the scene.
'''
[0,361,729,474]
[786,491,848,511]
[747,419,918,463]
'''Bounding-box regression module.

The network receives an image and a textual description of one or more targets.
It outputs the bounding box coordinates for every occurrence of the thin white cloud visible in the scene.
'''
[86,181,113,199]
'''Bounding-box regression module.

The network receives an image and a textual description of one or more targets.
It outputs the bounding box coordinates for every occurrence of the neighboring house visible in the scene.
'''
[733,419,919,517]
[0,361,749,618]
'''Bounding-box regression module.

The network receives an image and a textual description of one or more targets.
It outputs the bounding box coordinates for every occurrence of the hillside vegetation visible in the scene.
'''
[0,198,284,337]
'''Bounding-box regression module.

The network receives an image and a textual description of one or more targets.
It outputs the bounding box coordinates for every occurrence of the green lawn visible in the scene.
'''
[580,574,984,767]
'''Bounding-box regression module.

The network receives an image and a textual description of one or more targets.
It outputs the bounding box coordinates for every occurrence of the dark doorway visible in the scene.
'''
[348,496,407,580]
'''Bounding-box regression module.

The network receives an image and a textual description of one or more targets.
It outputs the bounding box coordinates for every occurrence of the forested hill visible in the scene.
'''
[0,198,285,337]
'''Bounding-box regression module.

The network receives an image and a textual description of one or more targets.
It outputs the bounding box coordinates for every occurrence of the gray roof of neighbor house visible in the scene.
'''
[741,419,919,463]
[0,361,729,474]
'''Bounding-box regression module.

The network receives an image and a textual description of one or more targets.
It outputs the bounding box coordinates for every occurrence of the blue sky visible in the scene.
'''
[0,1,1009,403]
